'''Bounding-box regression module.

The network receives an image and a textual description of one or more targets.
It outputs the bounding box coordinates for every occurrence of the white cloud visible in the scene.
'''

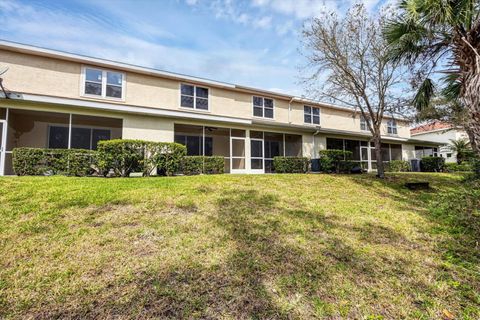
[0,0,299,94]
[253,16,272,29]
[185,0,198,5]
[275,20,294,36]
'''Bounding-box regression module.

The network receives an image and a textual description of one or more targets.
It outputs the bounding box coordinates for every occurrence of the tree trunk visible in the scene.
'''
[373,134,385,178]
[462,73,480,157]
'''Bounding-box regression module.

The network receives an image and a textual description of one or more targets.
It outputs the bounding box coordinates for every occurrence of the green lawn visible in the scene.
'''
[0,173,479,319]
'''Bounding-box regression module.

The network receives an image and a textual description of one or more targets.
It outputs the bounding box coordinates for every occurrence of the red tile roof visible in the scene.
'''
[410,121,453,135]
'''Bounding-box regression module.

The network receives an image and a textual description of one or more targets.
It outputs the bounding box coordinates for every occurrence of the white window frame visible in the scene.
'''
[252,96,275,119]
[304,105,320,125]
[387,119,398,135]
[80,66,126,101]
[360,115,369,131]
[179,83,210,111]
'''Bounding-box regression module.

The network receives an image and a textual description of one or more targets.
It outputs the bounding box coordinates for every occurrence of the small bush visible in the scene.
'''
[386,160,411,172]
[97,140,186,177]
[12,148,97,176]
[338,160,356,173]
[151,142,187,176]
[445,162,473,172]
[319,149,353,173]
[181,156,224,175]
[421,156,446,172]
[273,157,309,173]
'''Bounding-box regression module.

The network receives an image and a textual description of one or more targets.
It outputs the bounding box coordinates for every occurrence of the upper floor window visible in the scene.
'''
[180,84,209,110]
[304,106,320,125]
[83,67,124,100]
[253,96,274,119]
[387,119,398,134]
[360,116,369,131]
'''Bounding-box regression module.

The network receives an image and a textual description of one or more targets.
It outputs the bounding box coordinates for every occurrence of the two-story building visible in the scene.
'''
[0,40,439,175]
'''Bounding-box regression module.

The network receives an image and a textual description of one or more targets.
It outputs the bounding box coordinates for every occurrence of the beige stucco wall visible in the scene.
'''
[1,49,411,139]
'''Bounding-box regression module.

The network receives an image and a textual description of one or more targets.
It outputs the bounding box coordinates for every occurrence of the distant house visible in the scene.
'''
[411,121,468,163]
[0,40,439,175]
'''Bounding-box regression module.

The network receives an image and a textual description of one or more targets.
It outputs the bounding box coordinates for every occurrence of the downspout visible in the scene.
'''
[313,129,320,157]
[288,97,294,124]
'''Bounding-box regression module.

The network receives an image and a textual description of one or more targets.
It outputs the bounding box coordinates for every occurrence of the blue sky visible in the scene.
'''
[0,0,389,97]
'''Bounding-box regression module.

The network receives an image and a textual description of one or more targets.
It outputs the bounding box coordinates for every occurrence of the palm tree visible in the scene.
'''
[384,0,480,158]
[449,138,473,164]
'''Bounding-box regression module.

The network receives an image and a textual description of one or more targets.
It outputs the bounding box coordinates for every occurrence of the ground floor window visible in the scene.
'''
[415,146,438,158]
[326,137,402,170]
[173,123,302,173]
[1,108,122,175]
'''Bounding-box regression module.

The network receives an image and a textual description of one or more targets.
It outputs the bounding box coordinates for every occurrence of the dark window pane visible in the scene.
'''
[250,131,263,139]
[174,135,186,146]
[92,129,111,150]
[106,85,122,98]
[196,97,208,110]
[107,72,122,85]
[304,114,312,123]
[181,95,194,108]
[381,143,390,161]
[264,98,273,108]
[181,84,194,96]
[251,140,263,157]
[345,140,360,160]
[312,107,320,116]
[313,115,320,124]
[71,127,91,149]
[196,87,208,98]
[48,126,68,149]
[390,143,402,160]
[326,138,344,151]
[253,96,263,106]
[251,159,263,169]
[264,108,274,118]
[205,137,213,156]
[186,136,201,155]
[253,106,263,117]
[85,82,102,95]
[85,69,102,82]
[231,129,245,137]
[304,105,311,114]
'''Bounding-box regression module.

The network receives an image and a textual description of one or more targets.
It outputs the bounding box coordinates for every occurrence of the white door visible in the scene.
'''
[0,120,6,176]
[230,137,246,174]
[250,138,264,174]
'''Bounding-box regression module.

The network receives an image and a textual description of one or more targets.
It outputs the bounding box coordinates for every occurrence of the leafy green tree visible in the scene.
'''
[385,0,480,157]
[449,138,474,164]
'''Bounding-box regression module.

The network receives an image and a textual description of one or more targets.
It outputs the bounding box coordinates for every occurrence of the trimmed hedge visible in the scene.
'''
[12,148,97,176]
[445,162,473,172]
[181,156,225,175]
[273,157,309,173]
[319,149,354,173]
[385,160,411,172]
[421,156,446,172]
[96,139,186,177]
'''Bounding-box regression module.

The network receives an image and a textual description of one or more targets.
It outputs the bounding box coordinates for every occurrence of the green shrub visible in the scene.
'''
[12,148,97,176]
[181,156,224,175]
[385,160,411,172]
[471,158,480,177]
[338,160,356,173]
[421,156,446,172]
[97,139,146,177]
[152,142,187,176]
[203,156,224,174]
[319,149,353,173]
[445,162,473,172]
[273,157,309,173]
[96,140,186,177]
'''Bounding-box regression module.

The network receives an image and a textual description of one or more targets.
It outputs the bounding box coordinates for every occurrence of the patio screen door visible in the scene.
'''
[230,137,246,173]
[0,121,6,176]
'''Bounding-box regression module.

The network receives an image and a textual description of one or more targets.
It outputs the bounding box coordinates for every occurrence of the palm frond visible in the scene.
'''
[441,73,461,101]
[413,78,435,111]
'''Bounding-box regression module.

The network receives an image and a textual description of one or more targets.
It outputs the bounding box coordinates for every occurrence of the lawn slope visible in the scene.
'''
[0,173,478,319]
